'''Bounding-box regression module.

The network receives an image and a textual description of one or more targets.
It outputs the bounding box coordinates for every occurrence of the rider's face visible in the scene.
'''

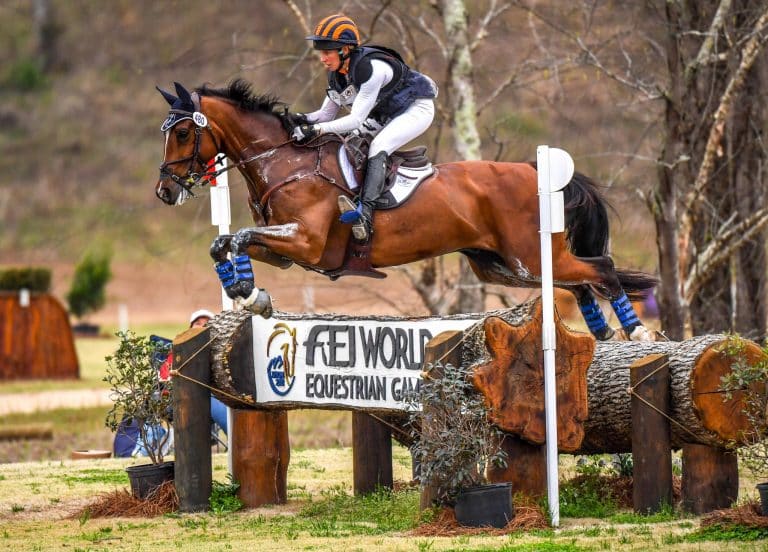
[319,48,348,71]
[319,49,341,71]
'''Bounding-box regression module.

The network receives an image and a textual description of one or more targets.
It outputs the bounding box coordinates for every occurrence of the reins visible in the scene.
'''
[160,101,354,212]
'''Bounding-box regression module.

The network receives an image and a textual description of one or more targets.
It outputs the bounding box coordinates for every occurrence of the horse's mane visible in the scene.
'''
[196,79,282,114]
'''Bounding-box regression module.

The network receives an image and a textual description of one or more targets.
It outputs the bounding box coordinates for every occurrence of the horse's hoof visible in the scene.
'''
[241,288,273,318]
[628,325,659,342]
[594,326,615,341]
[227,280,254,300]
[609,328,629,341]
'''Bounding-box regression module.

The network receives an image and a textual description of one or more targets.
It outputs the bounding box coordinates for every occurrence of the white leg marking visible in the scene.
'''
[253,223,299,239]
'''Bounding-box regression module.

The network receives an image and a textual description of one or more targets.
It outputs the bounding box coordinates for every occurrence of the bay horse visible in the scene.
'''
[155,80,658,341]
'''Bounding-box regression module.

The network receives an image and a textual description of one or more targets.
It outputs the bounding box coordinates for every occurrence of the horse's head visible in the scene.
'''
[155,82,221,206]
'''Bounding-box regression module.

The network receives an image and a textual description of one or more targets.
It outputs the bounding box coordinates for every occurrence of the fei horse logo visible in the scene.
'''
[266,322,298,396]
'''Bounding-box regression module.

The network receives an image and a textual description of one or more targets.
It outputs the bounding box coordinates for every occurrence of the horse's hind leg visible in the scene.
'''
[554,254,653,341]
[571,285,614,341]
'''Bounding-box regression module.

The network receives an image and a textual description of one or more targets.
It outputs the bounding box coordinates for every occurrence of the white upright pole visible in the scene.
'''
[210,157,234,474]
[536,145,573,528]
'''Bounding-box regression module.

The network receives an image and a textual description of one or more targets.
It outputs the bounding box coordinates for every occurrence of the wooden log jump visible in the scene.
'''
[0,292,79,380]
[174,298,761,514]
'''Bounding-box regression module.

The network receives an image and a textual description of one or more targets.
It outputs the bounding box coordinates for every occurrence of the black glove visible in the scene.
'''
[291,123,318,144]
[286,112,308,127]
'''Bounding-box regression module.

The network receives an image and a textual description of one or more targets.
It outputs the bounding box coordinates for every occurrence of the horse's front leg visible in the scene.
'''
[207,232,273,317]
[227,224,306,317]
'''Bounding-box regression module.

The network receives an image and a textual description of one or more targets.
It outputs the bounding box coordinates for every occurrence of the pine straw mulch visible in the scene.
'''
[701,500,768,529]
[410,495,548,537]
[69,481,179,519]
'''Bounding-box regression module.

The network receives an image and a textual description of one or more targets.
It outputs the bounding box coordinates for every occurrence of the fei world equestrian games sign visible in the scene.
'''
[251,315,479,410]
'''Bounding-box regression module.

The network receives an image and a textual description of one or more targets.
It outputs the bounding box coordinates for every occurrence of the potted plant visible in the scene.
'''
[408,361,511,527]
[104,331,174,499]
[720,336,768,514]
[67,250,112,336]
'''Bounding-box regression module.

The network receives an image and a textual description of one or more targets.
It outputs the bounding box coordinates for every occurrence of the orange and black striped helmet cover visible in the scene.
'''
[309,14,360,45]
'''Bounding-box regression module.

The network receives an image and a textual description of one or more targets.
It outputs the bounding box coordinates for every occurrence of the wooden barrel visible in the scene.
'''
[0,292,79,380]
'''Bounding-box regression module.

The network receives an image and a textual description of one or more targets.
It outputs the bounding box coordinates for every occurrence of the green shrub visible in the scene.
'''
[67,250,112,319]
[5,59,47,91]
[104,331,171,465]
[210,476,243,515]
[559,456,618,518]
[0,267,51,292]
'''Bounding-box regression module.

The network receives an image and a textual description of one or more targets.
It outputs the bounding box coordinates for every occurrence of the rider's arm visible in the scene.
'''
[316,60,393,135]
[305,96,339,124]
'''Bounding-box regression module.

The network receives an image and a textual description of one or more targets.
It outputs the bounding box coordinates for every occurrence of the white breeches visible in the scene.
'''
[369,98,435,157]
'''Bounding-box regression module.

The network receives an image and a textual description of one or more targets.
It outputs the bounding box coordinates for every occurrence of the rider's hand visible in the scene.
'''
[286,112,308,127]
[291,124,318,143]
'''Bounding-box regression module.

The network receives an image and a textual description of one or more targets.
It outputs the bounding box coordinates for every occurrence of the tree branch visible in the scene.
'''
[685,0,733,82]
[469,0,512,53]
[684,207,768,302]
[683,7,768,215]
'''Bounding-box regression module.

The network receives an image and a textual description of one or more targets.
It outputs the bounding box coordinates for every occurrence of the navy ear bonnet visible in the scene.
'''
[157,82,197,132]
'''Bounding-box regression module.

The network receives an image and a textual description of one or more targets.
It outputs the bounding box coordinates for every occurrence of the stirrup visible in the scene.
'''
[338,195,363,224]
[351,220,369,241]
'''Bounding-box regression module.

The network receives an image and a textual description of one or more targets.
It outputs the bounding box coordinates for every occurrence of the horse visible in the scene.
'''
[155,80,658,341]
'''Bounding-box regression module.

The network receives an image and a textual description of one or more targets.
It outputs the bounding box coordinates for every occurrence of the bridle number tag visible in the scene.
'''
[193,112,208,127]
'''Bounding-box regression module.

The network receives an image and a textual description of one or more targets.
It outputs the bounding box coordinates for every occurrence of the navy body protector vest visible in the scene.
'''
[327,45,437,123]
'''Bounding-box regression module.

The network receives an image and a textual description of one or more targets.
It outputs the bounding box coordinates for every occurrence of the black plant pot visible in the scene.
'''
[454,483,514,528]
[757,482,768,516]
[72,322,100,337]
[126,461,175,499]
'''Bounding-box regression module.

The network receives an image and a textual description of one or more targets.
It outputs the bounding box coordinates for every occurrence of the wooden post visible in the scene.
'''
[487,434,546,498]
[231,409,289,507]
[353,412,393,495]
[419,330,463,510]
[630,353,672,513]
[172,326,212,512]
[682,443,739,514]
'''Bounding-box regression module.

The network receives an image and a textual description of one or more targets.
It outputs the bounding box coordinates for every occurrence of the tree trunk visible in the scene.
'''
[441,0,485,314]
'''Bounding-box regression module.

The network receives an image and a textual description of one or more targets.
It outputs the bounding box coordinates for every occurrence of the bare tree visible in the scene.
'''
[516,0,768,339]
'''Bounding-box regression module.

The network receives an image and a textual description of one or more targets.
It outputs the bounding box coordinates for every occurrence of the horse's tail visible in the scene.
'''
[562,170,611,258]
[529,162,657,300]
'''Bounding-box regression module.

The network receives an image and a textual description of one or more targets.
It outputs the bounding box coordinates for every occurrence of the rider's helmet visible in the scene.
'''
[306,14,360,50]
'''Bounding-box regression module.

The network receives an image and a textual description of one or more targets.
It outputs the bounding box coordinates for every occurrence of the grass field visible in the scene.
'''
[1,449,768,551]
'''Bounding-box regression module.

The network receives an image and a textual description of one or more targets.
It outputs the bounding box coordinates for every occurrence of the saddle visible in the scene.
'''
[342,137,433,209]
[328,137,435,281]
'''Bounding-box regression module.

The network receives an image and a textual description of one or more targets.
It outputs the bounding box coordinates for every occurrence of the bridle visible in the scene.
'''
[158,91,224,200]
[158,96,347,213]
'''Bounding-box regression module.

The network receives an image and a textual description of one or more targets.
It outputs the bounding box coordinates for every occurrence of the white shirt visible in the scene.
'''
[306,60,394,135]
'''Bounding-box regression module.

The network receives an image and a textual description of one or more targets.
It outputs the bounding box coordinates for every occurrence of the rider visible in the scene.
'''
[290,14,438,243]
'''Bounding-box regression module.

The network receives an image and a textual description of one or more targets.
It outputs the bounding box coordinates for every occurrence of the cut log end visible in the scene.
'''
[691,340,765,444]
[470,301,594,452]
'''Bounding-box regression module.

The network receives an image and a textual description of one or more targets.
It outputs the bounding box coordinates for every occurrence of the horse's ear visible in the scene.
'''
[174,82,193,105]
[156,86,178,106]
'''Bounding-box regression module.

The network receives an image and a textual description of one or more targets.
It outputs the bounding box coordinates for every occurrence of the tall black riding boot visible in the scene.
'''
[352,151,389,242]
